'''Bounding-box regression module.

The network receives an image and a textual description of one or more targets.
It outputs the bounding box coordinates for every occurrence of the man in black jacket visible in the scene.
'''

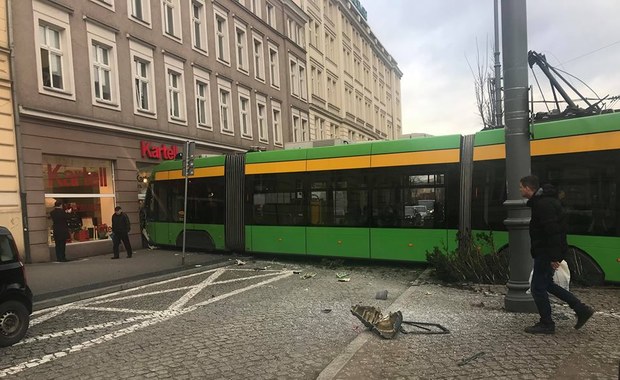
[520,175,594,334]
[111,206,133,259]
[50,200,69,262]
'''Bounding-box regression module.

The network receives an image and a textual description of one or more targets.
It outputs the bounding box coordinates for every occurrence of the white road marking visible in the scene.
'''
[1,269,293,378]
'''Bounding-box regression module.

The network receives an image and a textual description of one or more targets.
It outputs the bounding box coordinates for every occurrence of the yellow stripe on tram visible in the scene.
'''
[307,156,371,171]
[245,160,306,175]
[371,149,460,167]
[154,166,224,181]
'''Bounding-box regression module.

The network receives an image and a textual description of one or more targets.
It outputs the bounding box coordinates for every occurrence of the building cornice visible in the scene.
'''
[18,106,245,153]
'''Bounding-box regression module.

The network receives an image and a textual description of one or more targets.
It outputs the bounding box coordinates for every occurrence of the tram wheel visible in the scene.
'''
[565,247,605,286]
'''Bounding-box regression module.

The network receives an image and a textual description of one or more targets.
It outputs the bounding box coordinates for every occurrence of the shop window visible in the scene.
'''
[43,155,115,244]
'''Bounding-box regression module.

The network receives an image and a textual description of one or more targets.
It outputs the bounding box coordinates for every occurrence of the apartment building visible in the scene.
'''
[0,0,24,253]
[9,0,309,262]
[294,0,402,143]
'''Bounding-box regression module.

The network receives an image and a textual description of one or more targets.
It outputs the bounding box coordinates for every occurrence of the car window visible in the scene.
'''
[0,235,16,262]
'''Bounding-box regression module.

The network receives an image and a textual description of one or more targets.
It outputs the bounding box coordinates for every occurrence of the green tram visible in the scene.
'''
[144,112,620,284]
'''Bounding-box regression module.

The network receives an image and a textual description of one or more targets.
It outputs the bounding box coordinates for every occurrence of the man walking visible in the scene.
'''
[519,175,594,334]
[50,200,69,262]
[111,206,133,259]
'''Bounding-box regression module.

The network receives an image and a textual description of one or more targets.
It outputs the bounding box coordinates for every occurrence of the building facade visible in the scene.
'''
[0,0,25,253]
[294,0,402,143]
[10,0,309,262]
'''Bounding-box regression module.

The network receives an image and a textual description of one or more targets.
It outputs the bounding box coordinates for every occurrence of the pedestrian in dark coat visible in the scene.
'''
[111,206,133,259]
[50,200,69,262]
[520,175,594,334]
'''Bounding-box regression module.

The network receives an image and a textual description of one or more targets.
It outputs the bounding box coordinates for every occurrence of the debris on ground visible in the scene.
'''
[351,305,450,339]
[301,272,317,279]
[375,290,388,300]
[321,309,332,313]
[457,351,485,366]
[336,272,350,282]
[293,270,302,274]
[235,259,246,266]
[471,301,485,308]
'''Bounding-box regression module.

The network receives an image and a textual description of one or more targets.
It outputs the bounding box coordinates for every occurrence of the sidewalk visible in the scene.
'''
[25,248,232,311]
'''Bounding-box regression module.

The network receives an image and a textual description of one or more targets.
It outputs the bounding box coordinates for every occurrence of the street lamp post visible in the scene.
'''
[501,0,538,312]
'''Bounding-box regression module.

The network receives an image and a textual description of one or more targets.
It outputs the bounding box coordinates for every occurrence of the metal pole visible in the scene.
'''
[493,0,503,128]
[182,141,188,266]
[501,0,537,313]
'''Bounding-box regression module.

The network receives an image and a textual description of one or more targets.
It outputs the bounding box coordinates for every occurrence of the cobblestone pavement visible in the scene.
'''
[1,259,419,379]
[323,273,620,380]
[2,258,618,379]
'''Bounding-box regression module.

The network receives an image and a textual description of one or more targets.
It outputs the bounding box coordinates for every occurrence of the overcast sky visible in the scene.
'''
[361,0,620,136]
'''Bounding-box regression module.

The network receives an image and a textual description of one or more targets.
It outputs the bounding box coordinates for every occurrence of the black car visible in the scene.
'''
[0,226,33,347]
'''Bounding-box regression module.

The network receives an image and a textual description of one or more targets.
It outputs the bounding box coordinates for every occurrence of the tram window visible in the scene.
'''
[309,170,369,227]
[185,177,225,224]
[251,173,306,226]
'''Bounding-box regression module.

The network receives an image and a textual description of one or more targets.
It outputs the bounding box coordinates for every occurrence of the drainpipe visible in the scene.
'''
[7,0,32,263]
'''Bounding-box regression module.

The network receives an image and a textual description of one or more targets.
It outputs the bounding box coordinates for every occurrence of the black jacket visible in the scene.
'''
[526,184,568,261]
[112,212,131,235]
[50,207,69,239]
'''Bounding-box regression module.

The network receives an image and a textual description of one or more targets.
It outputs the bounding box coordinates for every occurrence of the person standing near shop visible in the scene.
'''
[111,206,133,259]
[519,175,594,334]
[50,200,69,262]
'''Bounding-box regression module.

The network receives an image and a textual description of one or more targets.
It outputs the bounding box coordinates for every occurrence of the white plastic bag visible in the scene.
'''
[526,260,571,294]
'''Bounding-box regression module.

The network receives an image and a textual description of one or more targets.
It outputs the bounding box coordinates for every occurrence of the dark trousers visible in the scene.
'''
[53,232,67,262]
[531,256,585,324]
[113,233,133,258]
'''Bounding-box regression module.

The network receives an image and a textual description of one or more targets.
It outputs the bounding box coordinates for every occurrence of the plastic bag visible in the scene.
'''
[526,260,571,294]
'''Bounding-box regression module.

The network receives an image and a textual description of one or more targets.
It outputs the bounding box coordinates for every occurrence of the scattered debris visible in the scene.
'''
[425,291,432,295]
[293,270,302,274]
[375,290,388,300]
[457,351,485,366]
[351,305,450,340]
[194,264,202,268]
[235,259,246,266]
[301,272,317,279]
[471,301,485,308]
[336,272,350,282]
[321,309,332,314]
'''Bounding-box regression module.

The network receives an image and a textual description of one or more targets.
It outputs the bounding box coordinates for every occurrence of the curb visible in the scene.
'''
[33,260,232,311]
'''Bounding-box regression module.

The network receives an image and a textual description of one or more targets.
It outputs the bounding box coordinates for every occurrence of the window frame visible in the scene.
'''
[268,43,280,89]
[256,94,267,143]
[162,0,183,42]
[190,0,208,54]
[238,87,253,139]
[234,22,249,73]
[193,67,212,130]
[218,78,233,135]
[271,101,282,146]
[129,41,157,118]
[214,7,230,65]
[128,0,152,26]
[33,2,76,100]
[253,33,265,81]
[86,23,120,109]
[164,56,187,124]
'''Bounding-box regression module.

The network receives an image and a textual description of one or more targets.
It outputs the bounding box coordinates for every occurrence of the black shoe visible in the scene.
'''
[575,306,594,329]
[524,322,555,334]
[111,256,119,260]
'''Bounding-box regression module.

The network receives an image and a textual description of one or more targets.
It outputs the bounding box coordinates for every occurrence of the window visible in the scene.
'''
[253,34,265,80]
[87,23,119,108]
[299,64,306,100]
[268,44,280,88]
[151,177,226,224]
[214,8,230,64]
[301,114,309,141]
[235,23,248,72]
[272,102,282,146]
[130,41,156,116]
[43,155,116,244]
[34,1,75,99]
[162,0,182,40]
[292,109,301,142]
[191,0,207,52]
[256,95,267,143]
[249,173,306,226]
[238,87,252,138]
[164,56,186,123]
[129,0,152,25]
[218,79,233,134]
[194,67,212,129]
[91,0,115,11]
[266,2,276,28]
[251,0,262,17]
[309,170,369,227]
[289,56,305,99]
[290,59,298,96]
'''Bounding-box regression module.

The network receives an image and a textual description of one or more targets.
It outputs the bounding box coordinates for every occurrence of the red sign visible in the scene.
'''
[140,141,179,160]
[47,164,107,188]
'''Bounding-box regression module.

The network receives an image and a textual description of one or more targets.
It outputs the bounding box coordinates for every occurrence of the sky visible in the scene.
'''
[361,0,620,136]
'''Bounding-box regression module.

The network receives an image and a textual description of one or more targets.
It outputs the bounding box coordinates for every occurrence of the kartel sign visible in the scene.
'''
[140,141,179,160]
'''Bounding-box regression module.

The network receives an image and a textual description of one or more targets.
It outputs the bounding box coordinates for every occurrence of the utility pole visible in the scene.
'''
[493,0,503,128]
[501,0,537,312]
[181,141,195,266]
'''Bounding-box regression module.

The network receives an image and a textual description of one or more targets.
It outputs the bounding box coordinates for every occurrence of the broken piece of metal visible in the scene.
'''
[351,305,450,339]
